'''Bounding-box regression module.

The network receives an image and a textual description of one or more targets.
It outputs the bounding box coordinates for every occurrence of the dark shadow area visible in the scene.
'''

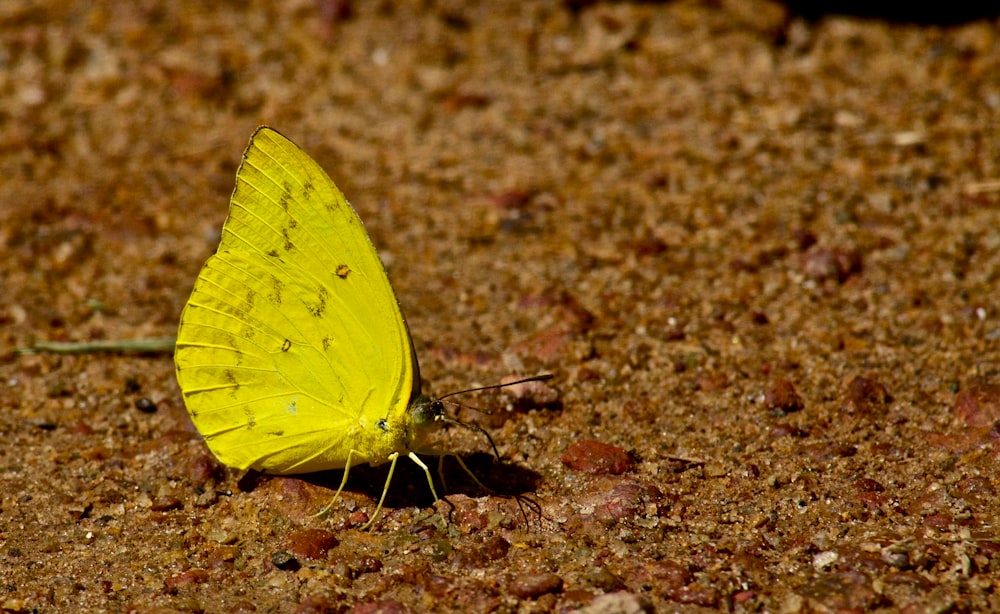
[438,451,544,498]
[782,2,1000,25]
[242,452,542,513]
[563,0,999,25]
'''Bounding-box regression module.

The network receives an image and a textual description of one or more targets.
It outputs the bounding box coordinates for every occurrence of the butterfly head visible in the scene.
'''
[410,395,445,429]
[408,392,502,461]
[405,394,446,449]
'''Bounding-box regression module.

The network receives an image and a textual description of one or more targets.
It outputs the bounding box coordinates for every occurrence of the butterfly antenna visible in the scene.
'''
[435,374,552,461]
[437,373,554,403]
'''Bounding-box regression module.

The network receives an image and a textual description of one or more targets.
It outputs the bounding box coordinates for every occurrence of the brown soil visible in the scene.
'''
[3,1,1000,612]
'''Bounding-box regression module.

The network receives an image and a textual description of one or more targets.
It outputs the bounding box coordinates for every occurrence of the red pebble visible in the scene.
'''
[953,379,1000,427]
[562,440,635,475]
[283,529,340,560]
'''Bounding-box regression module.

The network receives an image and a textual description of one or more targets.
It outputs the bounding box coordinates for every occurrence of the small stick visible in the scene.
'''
[16,337,176,355]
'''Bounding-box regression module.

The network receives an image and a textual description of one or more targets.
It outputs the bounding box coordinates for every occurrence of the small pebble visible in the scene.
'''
[271,551,300,571]
[733,590,756,603]
[135,397,158,413]
[576,592,653,614]
[794,229,818,251]
[855,490,889,509]
[150,495,182,512]
[592,481,661,523]
[764,379,804,414]
[479,534,511,562]
[636,559,690,594]
[349,600,409,614]
[800,246,862,283]
[853,478,884,493]
[952,379,1000,426]
[952,475,995,506]
[836,546,891,574]
[803,442,857,461]
[296,594,337,613]
[123,377,141,393]
[562,440,635,475]
[799,570,882,611]
[501,375,560,409]
[842,376,892,415]
[812,550,839,570]
[349,555,383,577]
[768,423,805,438]
[165,569,209,590]
[510,571,563,599]
[670,584,718,607]
[283,529,339,560]
[187,454,221,487]
[586,567,625,592]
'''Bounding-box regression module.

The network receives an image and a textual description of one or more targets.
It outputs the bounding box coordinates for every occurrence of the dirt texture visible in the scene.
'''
[3,1,1000,612]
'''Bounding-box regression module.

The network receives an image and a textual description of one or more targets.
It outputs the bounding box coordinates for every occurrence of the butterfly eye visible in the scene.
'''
[376,419,389,433]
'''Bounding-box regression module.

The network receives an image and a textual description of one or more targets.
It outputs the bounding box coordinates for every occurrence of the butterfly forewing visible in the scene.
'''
[175,127,417,474]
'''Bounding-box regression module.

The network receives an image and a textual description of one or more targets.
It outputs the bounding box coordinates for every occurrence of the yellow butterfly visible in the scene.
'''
[175,127,514,528]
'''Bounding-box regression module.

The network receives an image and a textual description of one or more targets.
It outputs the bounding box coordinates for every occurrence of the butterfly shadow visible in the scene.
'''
[256,451,541,519]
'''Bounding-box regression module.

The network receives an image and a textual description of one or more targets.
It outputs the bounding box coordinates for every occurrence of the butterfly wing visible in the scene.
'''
[175,127,419,474]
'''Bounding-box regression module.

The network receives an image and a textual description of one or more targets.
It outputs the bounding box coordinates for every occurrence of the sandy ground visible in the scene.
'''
[2,1,1000,612]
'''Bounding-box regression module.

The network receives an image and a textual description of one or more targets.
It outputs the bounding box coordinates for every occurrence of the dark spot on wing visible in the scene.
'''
[233,291,254,336]
[303,285,329,318]
[268,276,283,306]
[244,406,256,429]
[336,264,350,279]
[282,228,294,251]
[303,181,314,198]
[225,335,245,366]
[279,181,293,211]
[322,336,333,351]
[281,339,292,352]
[224,370,240,398]
[240,324,256,341]
[267,249,279,258]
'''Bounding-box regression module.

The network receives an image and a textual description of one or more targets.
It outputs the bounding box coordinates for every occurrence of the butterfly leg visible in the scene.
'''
[360,451,401,530]
[407,451,439,503]
[315,449,359,517]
